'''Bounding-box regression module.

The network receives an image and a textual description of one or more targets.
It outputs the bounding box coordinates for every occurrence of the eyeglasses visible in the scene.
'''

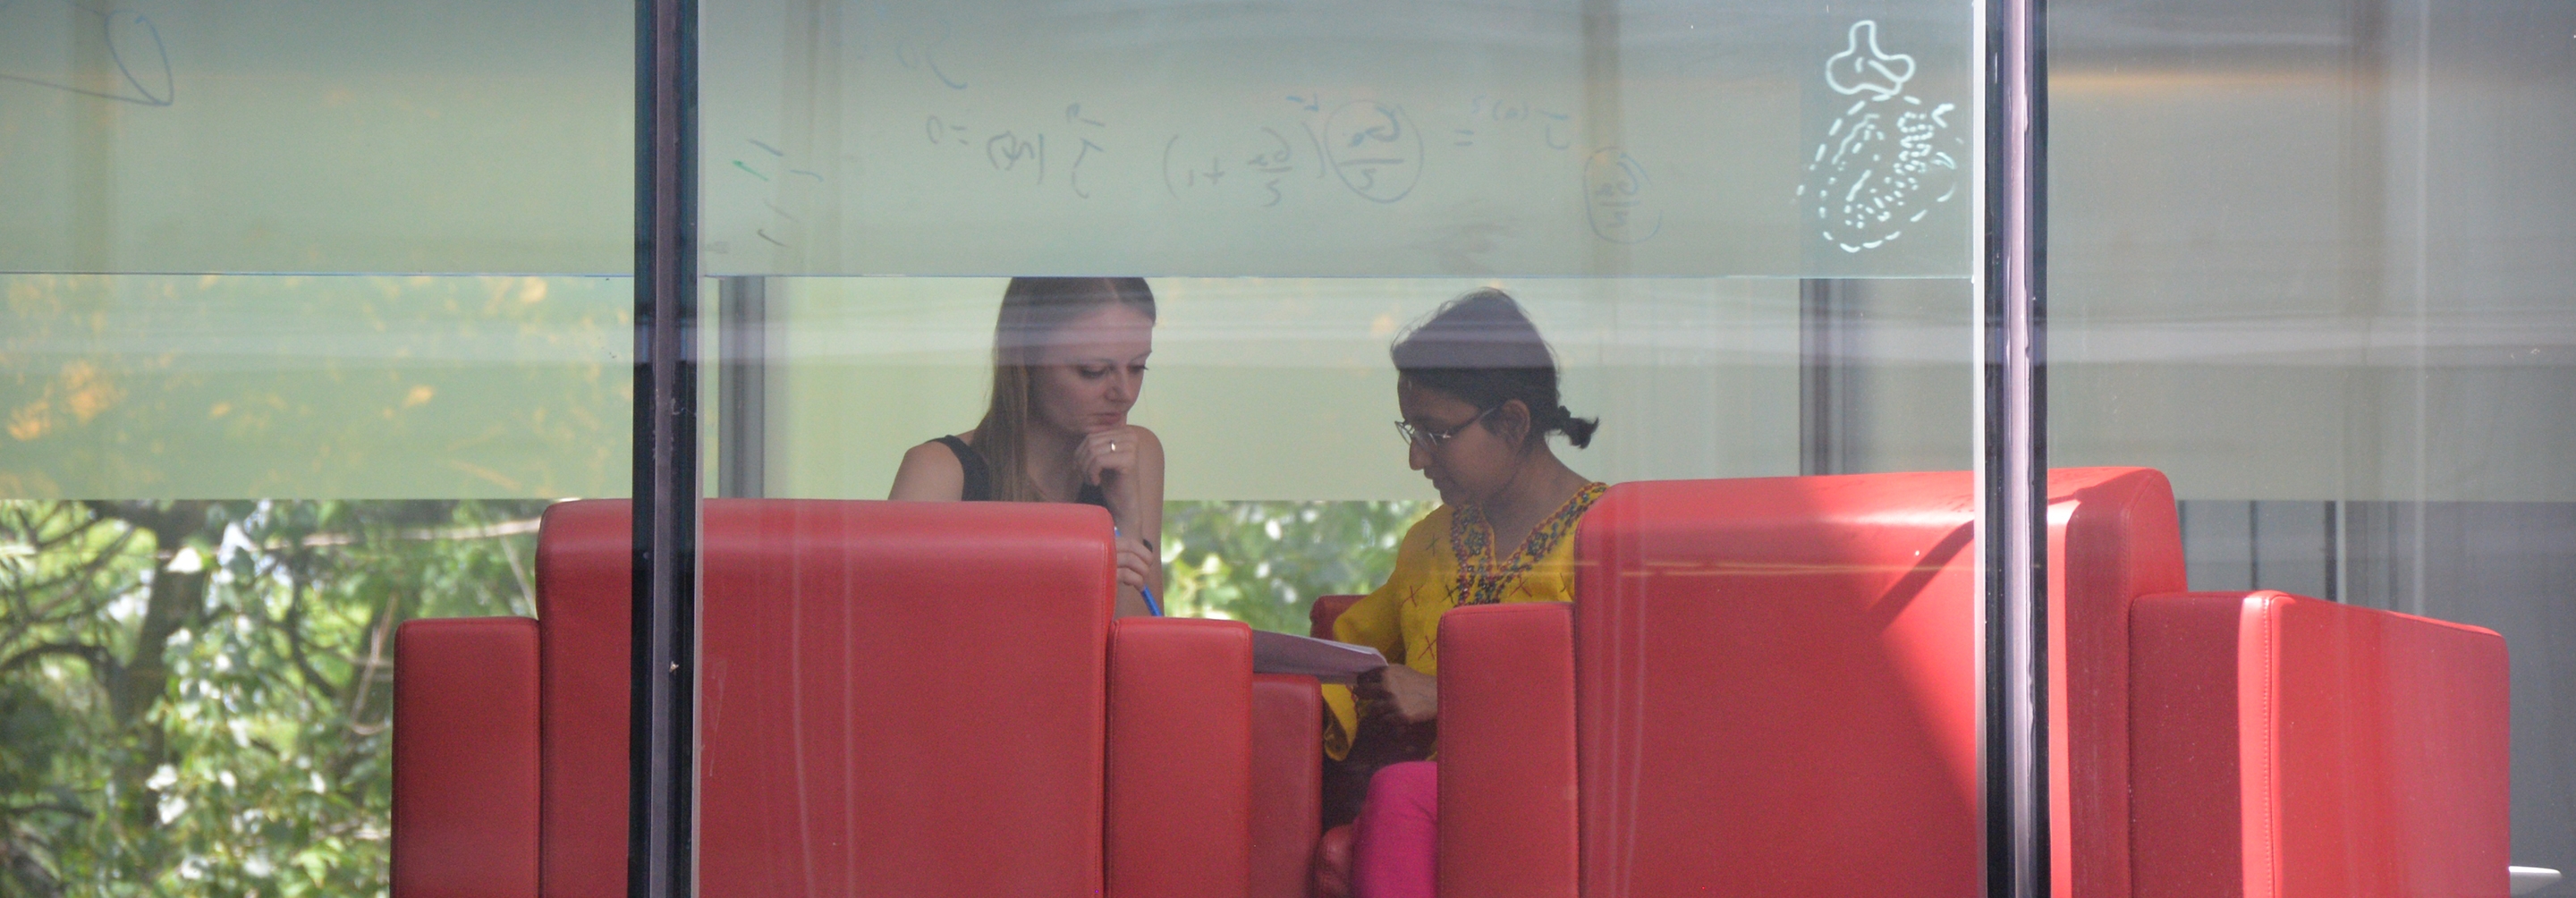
[1394,404,1498,451]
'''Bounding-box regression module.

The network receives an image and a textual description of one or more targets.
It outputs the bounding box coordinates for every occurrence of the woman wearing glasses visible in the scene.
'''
[888,276,1165,618]
[1320,288,1603,898]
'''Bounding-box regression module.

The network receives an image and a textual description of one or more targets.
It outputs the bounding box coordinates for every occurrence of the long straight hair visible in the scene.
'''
[974,277,1157,501]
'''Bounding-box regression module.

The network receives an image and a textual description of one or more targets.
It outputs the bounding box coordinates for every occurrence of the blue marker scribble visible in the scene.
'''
[1070,139,1105,199]
[896,17,968,89]
[1323,102,1423,203]
[1584,148,1663,243]
[0,2,174,106]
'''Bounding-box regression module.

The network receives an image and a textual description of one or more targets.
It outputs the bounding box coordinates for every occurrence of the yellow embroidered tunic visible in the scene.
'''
[1323,482,1606,760]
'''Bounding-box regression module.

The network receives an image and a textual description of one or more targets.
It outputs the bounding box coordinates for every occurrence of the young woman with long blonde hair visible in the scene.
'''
[889,276,1165,617]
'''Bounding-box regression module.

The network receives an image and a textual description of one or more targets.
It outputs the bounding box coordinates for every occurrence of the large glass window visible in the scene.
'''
[19,0,2560,892]
[702,0,1981,614]
[693,1,1988,894]
[2052,0,2576,885]
[0,0,628,890]
[740,275,1971,618]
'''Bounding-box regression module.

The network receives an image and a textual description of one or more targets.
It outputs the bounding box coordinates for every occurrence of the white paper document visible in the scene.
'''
[1250,630,1388,684]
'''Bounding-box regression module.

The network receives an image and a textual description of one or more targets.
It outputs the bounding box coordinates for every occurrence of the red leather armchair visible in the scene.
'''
[392,498,1254,898]
[2131,590,2508,897]
[1432,469,2510,897]
[396,475,2511,898]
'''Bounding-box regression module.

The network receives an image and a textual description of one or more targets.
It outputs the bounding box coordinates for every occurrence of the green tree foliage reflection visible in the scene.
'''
[0,275,630,501]
[1159,501,1433,633]
[0,497,1424,894]
[0,499,545,896]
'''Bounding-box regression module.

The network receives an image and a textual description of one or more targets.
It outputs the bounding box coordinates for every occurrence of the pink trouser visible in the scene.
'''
[1351,760,1439,898]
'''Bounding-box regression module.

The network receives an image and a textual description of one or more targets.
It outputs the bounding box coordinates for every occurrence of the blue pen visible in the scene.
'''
[1116,526,1165,616]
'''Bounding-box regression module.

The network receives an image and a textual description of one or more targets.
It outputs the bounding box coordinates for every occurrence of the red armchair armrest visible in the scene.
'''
[1108,617,1254,898]
[1310,595,1362,640]
[392,616,540,898]
[1249,674,1322,898]
[1439,601,1580,898]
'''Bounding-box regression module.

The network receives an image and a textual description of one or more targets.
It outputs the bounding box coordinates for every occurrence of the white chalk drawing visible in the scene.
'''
[1799,20,1961,253]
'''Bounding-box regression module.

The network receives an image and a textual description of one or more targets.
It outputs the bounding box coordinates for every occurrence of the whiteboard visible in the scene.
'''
[0,0,630,275]
[702,0,1976,278]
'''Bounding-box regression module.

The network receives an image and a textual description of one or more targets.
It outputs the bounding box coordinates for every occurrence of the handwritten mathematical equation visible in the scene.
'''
[1157,95,1433,208]
[921,102,1113,199]
[732,18,2000,250]
[1157,91,1582,212]
[900,88,1656,243]
[1584,148,1662,244]
[865,31,1658,241]
[1456,95,1572,150]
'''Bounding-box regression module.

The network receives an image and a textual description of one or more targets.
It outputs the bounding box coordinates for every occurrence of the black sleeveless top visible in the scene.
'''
[936,435,1108,508]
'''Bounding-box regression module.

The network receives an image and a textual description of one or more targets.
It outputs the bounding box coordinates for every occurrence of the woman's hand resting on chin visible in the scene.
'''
[1075,426,1144,500]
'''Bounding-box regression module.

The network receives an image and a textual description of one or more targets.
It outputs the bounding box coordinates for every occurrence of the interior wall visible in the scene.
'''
[2047,0,2576,503]
[2063,0,2576,883]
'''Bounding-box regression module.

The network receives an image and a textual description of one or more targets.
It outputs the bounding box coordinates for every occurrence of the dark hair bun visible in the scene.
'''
[1391,289,1597,450]
[1555,407,1601,449]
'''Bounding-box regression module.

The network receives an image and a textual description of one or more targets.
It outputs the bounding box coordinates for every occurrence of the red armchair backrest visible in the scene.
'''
[1310,595,1362,640]
[392,616,541,898]
[2131,591,2509,898]
[1566,468,2182,898]
[533,498,1117,898]
[531,500,633,898]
